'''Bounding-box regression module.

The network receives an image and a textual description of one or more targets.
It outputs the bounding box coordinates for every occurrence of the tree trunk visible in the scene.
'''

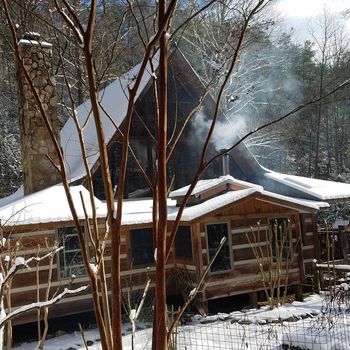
[314,61,324,178]
[154,0,168,348]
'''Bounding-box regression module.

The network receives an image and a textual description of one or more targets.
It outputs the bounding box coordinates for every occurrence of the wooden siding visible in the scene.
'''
[189,199,307,301]
[299,213,319,274]
[2,196,318,325]
[3,220,177,325]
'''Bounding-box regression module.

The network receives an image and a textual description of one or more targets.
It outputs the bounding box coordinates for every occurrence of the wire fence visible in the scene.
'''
[173,312,350,350]
[123,311,350,350]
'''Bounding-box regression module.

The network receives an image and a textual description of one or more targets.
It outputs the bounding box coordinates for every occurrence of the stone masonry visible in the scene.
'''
[18,33,61,195]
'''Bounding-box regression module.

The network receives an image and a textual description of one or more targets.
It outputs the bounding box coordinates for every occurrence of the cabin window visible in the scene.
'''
[130,228,154,266]
[269,217,291,261]
[175,226,193,259]
[57,226,86,278]
[206,223,231,272]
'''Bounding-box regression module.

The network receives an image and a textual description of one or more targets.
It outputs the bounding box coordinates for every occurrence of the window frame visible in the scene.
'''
[205,221,232,275]
[174,225,193,261]
[56,225,87,280]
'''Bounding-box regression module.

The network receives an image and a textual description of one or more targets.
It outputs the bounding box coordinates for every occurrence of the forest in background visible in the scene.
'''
[1,0,350,198]
[0,2,349,349]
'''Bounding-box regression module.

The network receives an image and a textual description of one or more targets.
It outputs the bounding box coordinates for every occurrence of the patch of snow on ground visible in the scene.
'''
[13,294,350,350]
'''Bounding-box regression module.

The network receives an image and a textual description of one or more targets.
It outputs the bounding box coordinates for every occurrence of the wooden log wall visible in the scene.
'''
[299,213,319,275]
[2,223,79,325]
[185,198,306,301]
[2,221,176,326]
[2,200,319,325]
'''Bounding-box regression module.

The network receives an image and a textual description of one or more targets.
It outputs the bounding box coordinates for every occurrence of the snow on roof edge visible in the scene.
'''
[0,184,105,227]
[260,190,329,211]
[1,186,330,228]
[0,186,24,209]
[265,171,350,201]
[169,175,263,198]
[168,188,258,222]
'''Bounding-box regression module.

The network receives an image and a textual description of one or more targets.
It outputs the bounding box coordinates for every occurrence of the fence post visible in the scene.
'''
[313,259,320,293]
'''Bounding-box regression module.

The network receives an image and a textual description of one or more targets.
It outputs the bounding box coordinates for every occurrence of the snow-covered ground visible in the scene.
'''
[13,326,153,350]
[14,293,350,350]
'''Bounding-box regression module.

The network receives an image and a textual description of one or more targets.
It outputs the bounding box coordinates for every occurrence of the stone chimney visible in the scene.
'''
[18,33,61,195]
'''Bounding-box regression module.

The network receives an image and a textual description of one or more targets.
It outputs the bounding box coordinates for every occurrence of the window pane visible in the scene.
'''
[58,226,85,278]
[64,234,80,251]
[64,252,83,265]
[175,226,192,259]
[68,264,86,277]
[207,223,231,272]
[130,228,154,266]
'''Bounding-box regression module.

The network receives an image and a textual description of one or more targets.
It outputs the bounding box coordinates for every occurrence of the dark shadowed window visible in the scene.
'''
[130,228,154,266]
[57,226,86,278]
[175,226,193,259]
[206,223,231,272]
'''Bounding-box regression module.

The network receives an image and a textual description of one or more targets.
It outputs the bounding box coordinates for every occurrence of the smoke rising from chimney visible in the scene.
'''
[191,35,306,175]
[193,109,246,152]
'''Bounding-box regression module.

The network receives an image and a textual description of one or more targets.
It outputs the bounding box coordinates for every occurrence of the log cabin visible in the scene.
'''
[0,176,329,323]
[1,33,350,324]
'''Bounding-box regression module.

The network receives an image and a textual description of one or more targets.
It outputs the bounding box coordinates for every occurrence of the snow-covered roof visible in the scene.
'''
[119,188,259,226]
[260,190,329,211]
[0,187,256,227]
[61,54,159,183]
[169,188,257,222]
[122,186,328,225]
[120,198,175,226]
[265,171,350,201]
[0,184,105,226]
[0,179,329,228]
[0,186,24,209]
[169,175,263,198]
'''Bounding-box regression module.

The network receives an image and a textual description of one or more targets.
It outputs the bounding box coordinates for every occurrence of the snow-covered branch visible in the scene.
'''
[129,279,151,350]
[0,285,88,329]
[0,246,63,296]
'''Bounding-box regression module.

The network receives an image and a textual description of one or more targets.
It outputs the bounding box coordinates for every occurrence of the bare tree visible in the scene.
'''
[247,220,299,309]
[0,238,87,350]
[2,1,350,349]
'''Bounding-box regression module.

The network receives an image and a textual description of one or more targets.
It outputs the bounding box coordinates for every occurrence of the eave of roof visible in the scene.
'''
[0,184,105,227]
[0,181,329,229]
[265,171,350,201]
[259,190,329,211]
[169,175,263,198]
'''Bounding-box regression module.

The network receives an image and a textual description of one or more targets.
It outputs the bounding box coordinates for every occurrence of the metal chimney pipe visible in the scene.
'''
[220,149,230,176]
